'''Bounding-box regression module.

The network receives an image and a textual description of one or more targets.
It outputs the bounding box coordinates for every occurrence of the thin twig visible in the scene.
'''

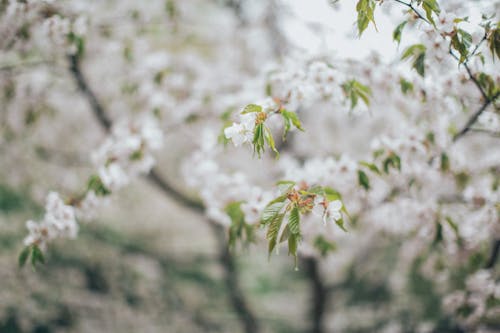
[67,54,260,333]
[452,92,500,142]
[393,0,430,24]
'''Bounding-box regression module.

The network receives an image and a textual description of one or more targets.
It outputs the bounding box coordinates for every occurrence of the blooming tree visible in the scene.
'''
[2,0,500,331]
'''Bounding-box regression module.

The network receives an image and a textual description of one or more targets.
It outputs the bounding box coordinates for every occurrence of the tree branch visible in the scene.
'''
[393,0,430,24]
[302,257,328,333]
[485,239,500,269]
[67,54,260,333]
[452,92,500,142]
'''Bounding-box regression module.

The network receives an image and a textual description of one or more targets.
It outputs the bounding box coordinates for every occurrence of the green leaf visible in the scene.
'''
[421,0,440,25]
[288,206,300,235]
[264,126,279,158]
[261,202,285,225]
[279,225,290,243]
[359,161,381,175]
[440,152,450,172]
[383,153,402,174]
[226,202,254,249]
[253,123,265,157]
[323,187,342,202]
[87,175,111,196]
[341,80,372,109]
[393,21,407,45]
[241,104,262,114]
[288,233,300,269]
[399,78,414,95]
[451,29,472,63]
[401,44,426,77]
[18,246,30,268]
[356,0,378,36]
[281,110,304,140]
[31,245,45,268]
[314,236,337,257]
[267,213,285,256]
[336,218,348,232]
[358,170,370,190]
[488,27,500,61]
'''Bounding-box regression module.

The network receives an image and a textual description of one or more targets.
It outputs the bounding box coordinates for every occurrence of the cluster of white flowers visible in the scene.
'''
[267,59,348,111]
[22,114,163,249]
[24,192,78,249]
[224,112,257,147]
[92,115,163,192]
[184,130,274,225]
[443,270,500,327]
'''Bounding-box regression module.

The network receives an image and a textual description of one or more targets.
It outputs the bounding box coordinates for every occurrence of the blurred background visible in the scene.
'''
[0,0,497,332]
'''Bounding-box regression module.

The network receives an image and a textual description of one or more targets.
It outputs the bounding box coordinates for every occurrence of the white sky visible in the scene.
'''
[285,0,400,60]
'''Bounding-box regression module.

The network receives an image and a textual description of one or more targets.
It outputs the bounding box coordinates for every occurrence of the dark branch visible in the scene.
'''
[67,53,260,333]
[485,239,500,269]
[302,257,328,333]
[68,55,112,131]
[452,92,500,142]
[393,0,430,24]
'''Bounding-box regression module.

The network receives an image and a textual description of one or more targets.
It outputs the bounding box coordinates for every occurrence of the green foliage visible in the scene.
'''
[18,244,45,269]
[382,153,402,174]
[451,29,472,63]
[313,236,336,257]
[67,32,85,58]
[252,123,266,158]
[359,161,381,175]
[418,0,440,25]
[266,213,284,256]
[341,79,372,109]
[261,202,286,226]
[487,22,500,60]
[242,104,262,114]
[358,170,370,190]
[281,109,304,140]
[87,175,111,196]
[356,0,378,36]
[393,21,407,45]
[401,44,426,77]
[440,152,450,172]
[477,72,500,99]
[226,202,255,250]
[264,126,279,158]
[399,78,414,95]
[261,183,347,266]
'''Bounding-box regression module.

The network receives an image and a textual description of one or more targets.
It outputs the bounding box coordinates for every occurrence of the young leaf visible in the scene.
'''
[421,0,440,25]
[31,245,45,268]
[261,202,285,225]
[18,246,30,268]
[264,126,279,158]
[393,21,407,45]
[356,0,378,36]
[288,206,300,235]
[401,44,426,77]
[267,213,285,256]
[252,123,265,157]
[288,233,300,269]
[359,161,381,175]
[241,104,262,114]
[358,170,370,190]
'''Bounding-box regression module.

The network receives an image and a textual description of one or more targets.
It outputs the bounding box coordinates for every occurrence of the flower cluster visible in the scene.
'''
[92,115,163,192]
[443,270,500,328]
[24,192,78,249]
